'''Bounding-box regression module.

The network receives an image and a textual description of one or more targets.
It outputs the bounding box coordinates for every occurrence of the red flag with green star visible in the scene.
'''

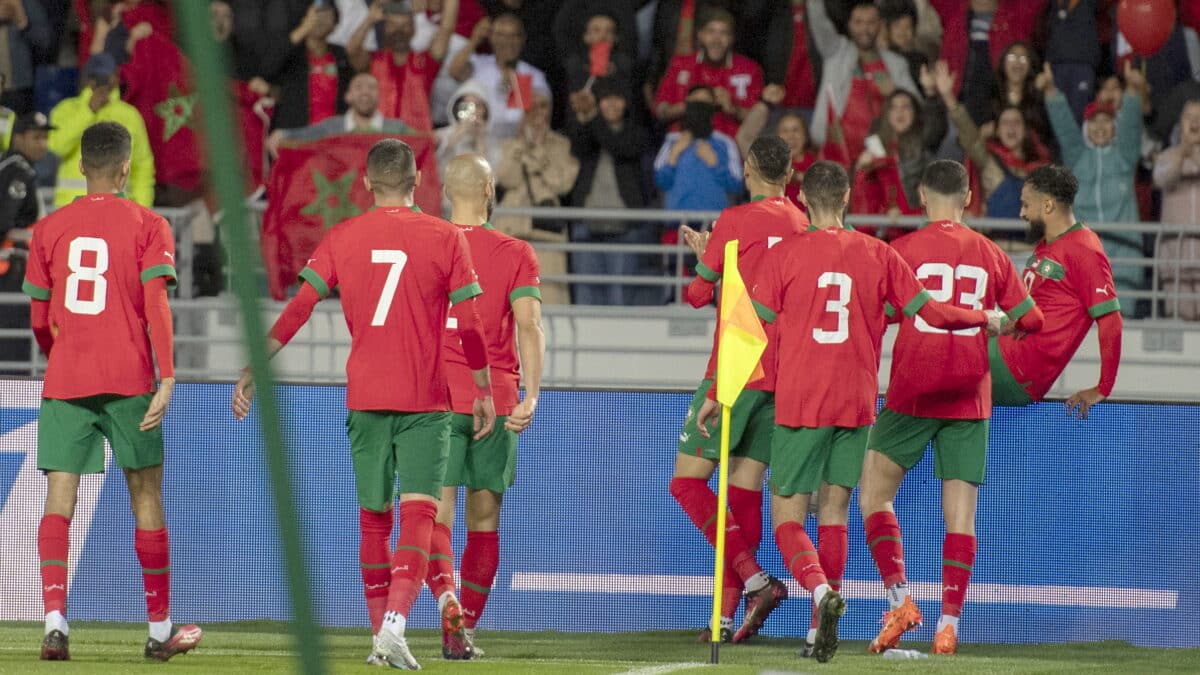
[260,133,442,300]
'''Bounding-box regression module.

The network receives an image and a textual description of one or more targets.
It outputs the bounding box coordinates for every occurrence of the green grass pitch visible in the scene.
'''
[0,622,1196,674]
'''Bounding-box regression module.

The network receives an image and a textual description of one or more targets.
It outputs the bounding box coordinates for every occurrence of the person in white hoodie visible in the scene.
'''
[1154,99,1200,320]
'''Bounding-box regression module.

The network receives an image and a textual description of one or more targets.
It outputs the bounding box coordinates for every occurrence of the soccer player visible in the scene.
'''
[23,121,201,662]
[858,160,1045,656]
[231,139,496,670]
[990,165,1123,419]
[423,154,544,660]
[698,161,1005,663]
[670,135,808,644]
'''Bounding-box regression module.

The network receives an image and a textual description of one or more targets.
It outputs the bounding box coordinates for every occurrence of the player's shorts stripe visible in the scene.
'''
[509,285,542,302]
[298,267,330,299]
[142,566,171,575]
[462,579,491,595]
[943,559,973,572]
[40,560,67,569]
[901,289,932,318]
[787,550,818,569]
[22,279,50,301]
[394,545,430,560]
[869,535,902,549]
[449,281,483,305]
[1088,298,1121,318]
[360,562,391,569]
[1006,295,1036,322]
[752,299,776,324]
[695,262,719,283]
[140,263,178,288]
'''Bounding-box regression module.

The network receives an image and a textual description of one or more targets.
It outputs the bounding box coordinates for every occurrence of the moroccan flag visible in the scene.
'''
[121,32,203,193]
[715,240,767,406]
[260,133,441,300]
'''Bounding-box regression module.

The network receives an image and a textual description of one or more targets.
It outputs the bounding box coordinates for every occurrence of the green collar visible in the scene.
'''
[481,221,495,230]
[806,222,854,232]
[751,195,766,202]
[1047,221,1084,244]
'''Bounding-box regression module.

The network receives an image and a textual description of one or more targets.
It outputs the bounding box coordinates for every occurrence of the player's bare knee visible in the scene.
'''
[818,484,851,525]
[465,489,501,530]
[43,472,81,519]
[436,487,457,526]
[672,452,715,480]
[728,457,766,489]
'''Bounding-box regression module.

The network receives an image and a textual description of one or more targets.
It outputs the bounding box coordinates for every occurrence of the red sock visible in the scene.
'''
[774,521,827,593]
[809,524,847,629]
[425,523,456,602]
[669,477,762,584]
[384,501,437,620]
[727,486,763,551]
[942,533,977,618]
[359,506,393,634]
[460,530,499,629]
[865,511,907,588]
[38,514,70,614]
[134,528,170,622]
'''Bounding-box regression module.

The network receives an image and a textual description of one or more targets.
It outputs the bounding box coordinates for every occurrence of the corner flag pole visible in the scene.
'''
[710,403,733,664]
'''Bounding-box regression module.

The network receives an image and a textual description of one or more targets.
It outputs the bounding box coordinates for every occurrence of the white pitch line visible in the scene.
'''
[616,663,707,675]
[510,573,1178,610]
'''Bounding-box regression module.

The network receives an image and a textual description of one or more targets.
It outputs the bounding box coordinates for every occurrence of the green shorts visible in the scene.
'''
[677,379,774,465]
[346,410,451,510]
[37,394,163,474]
[444,413,519,494]
[768,425,869,496]
[868,408,989,485]
[989,337,1033,406]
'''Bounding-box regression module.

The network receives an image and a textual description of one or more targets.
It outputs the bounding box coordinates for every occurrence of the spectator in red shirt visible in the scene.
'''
[654,9,763,140]
[777,112,820,211]
[348,0,460,133]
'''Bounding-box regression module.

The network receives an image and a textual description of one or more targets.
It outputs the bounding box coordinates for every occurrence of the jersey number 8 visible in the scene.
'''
[65,237,109,315]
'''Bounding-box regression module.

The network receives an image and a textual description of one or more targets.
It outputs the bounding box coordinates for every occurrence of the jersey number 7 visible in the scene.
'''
[370,249,409,326]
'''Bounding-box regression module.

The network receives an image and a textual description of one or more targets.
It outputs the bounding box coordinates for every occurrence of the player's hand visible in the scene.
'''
[140,377,174,431]
[1065,387,1105,420]
[695,397,719,439]
[472,395,496,440]
[984,309,1007,337]
[232,368,255,420]
[504,397,537,433]
[679,224,710,258]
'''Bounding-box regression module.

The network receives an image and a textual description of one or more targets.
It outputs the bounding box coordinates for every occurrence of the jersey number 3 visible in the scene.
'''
[65,237,109,315]
[914,263,988,336]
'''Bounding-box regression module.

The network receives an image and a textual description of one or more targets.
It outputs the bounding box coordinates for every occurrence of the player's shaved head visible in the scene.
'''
[443,154,493,202]
[366,138,417,195]
[1025,164,1078,208]
[921,160,969,199]
[80,121,131,177]
[746,136,792,185]
[801,161,850,216]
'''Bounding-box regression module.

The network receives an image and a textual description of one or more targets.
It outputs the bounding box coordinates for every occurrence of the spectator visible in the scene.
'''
[1155,79,1200,147]
[880,3,928,90]
[879,0,943,61]
[437,79,499,206]
[1114,22,1200,131]
[1042,0,1100,123]
[563,12,637,102]
[262,2,352,130]
[447,12,551,141]
[930,0,1044,125]
[763,0,819,114]
[850,88,947,227]
[348,0,460,132]
[808,0,919,167]
[990,41,1054,155]
[267,72,416,156]
[212,0,275,193]
[653,8,762,140]
[553,0,640,66]
[0,112,49,372]
[0,0,52,114]
[654,85,743,212]
[0,74,15,151]
[48,53,154,207]
[1153,99,1200,320]
[777,111,819,211]
[412,0,477,126]
[1042,61,1145,316]
[228,0,314,130]
[493,91,579,305]
[565,77,656,306]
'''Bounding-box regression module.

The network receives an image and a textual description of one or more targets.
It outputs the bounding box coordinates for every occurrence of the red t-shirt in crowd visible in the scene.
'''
[656,52,763,138]
[307,51,339,123]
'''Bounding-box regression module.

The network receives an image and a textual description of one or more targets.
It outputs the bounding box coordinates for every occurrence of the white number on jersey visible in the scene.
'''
[1023,267,1036,290]
[767,236,783,249]
[64,237,109,315]
[370,249,409,326]
[913,263,989,336]
[813,272,852,344]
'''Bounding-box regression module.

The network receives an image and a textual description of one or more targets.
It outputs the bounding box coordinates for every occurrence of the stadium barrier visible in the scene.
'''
[0,379,1194,648]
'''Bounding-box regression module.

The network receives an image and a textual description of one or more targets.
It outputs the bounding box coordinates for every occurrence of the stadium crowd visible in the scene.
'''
[1,0,1199,316]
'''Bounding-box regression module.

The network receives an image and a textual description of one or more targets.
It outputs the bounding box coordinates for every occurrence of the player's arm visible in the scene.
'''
[447,229,495,438]
[30,299,53,356]
[682,221,721,308]
[1065,246,1124,419]
[886,249,1003,332]
[506,296,544,433]
[139,276,175,431]
[22,227,55,355]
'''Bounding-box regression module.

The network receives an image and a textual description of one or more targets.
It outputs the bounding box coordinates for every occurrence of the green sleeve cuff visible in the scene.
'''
[695,261,719,282]
[299,267,331,299]
[1088,298,1121,318]
[883,302,895,318]
[753,299,776,324]
[22,279,50,301]
[901,289,932,318]
[509,285,542,303]
[449,281,483,305]
[140,264,178,289]
[1006,295,1036,323]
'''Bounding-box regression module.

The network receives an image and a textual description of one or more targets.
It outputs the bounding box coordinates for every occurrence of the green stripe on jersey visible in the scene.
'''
[753,299,776,324]
[449,282,483,305]
[299,267,330,299]
[22,279,50,301]
[140,263,178,288]
[695,261,719,282]
[1088,298,1121,318]
[901,289,932,317]
[1006,295,1036,322]
[883,302,896,318]
[509,285,541,303]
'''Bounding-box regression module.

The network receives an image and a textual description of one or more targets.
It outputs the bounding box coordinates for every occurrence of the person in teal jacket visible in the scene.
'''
[1040,61,1146,317]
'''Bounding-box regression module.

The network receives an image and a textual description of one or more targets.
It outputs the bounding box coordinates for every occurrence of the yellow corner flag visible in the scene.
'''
[709,239,768,663]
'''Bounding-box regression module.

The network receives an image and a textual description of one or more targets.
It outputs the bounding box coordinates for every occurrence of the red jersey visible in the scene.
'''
[307,51,339,123]
[371,50,439,132]
[886,221,1035,419]
[22,194,177,400]
[688,196,810,392]
[655,52,763,138]
[998,224,1120,402]
[751,226,932,428]
[443,223,540,416]
[300,206,481,413]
